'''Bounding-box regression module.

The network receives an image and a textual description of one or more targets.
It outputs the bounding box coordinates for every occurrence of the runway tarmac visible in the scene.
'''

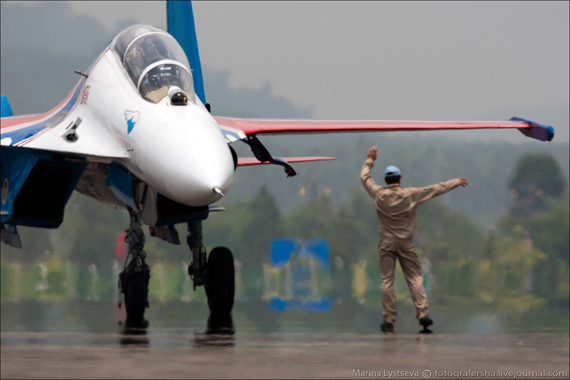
[2,299,569,379]
[2,329,569,379]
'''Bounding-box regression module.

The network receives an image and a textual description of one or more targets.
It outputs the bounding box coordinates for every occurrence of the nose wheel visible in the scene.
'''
[186,221,235,317]
[205,247,235,317]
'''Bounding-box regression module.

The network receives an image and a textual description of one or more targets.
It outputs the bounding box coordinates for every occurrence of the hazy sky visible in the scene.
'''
[1,1,569,142]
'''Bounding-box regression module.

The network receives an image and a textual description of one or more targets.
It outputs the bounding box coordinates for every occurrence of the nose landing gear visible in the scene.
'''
[117,215,236,329]
[187,221,235,319]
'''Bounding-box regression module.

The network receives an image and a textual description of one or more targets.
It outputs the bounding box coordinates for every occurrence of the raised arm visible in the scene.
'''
[360,146,382,196]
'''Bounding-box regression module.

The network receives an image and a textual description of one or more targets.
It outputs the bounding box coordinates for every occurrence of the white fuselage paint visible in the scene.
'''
[58,45,234,207]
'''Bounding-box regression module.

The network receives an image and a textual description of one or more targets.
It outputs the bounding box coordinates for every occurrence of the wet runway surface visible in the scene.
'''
[2,300,569,378]
[2,329,569,379]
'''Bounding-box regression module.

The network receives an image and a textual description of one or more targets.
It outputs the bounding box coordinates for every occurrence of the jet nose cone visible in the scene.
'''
[186,170,234,206]
[137,110,235,207]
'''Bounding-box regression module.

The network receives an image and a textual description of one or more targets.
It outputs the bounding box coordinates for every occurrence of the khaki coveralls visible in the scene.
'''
[360,158,461,323]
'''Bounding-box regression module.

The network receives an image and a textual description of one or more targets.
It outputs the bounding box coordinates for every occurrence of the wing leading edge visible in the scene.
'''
[237,157,335,166]
[215,116,554,142]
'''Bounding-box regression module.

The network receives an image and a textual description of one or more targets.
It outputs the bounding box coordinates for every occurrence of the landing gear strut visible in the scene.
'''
[187,221,207,289]
[119,207,150,328]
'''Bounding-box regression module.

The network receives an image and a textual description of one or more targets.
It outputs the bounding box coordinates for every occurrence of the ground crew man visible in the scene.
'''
[360,146,469,333]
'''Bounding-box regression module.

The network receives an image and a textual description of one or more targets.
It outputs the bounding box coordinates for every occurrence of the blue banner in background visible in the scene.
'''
[270,238,296,267]
[267,238,331,312]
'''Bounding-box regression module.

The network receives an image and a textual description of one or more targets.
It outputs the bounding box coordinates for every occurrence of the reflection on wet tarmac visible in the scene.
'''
[205,313,235,335]
[194,313,235,349]
[2,330,569,379]
[1,300,569,378]
[117,312,236,349]
[120,326,149,347]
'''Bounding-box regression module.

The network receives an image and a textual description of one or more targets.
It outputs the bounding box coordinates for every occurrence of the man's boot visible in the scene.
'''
[419,316,433,334]
[380,320,394,333]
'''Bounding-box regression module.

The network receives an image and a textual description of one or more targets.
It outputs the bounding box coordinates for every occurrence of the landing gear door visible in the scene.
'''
[141,185,210,228]
[141,186,159,226]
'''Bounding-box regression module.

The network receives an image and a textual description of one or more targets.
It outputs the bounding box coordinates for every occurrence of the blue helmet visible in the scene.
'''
[384,165,401,178]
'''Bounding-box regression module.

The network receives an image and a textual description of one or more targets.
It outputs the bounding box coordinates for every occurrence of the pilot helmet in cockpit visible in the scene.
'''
[141,36,166,66]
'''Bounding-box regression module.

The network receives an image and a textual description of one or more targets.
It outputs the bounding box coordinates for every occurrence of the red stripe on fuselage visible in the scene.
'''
[1,85,77,131]
[14,128,50,147]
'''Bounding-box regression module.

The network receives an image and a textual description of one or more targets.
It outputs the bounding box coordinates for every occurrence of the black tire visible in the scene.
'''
[125,272,148,326]
[205,247,235,317]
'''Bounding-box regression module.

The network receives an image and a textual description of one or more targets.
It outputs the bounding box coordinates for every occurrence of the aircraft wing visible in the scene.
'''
[215,115,553,177]
[237,157,335,166]
[164,1,554,145]
[1,106,129,163]
[1,115,129,163]
[214,116,555,143]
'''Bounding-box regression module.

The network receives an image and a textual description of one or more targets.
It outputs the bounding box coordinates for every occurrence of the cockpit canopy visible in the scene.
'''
[112,25,196,104]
